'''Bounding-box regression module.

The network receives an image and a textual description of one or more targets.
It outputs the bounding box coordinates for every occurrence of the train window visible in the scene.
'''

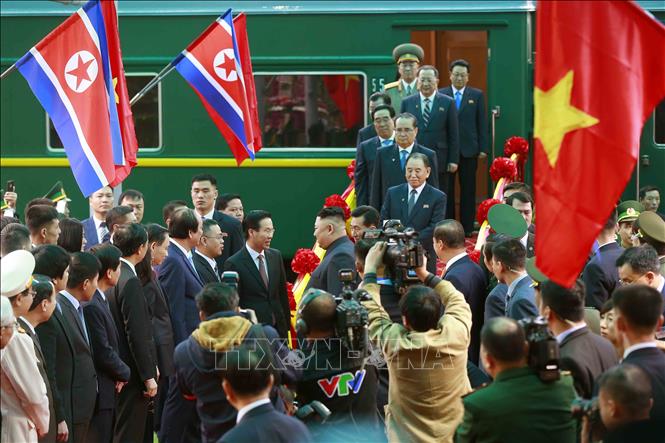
[254,73,366,150]
[47,73,162,152]
[655,98,665,146]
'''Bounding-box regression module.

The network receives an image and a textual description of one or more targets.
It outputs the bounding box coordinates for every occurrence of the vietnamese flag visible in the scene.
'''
[323,75,363,130]
[101,0,139,187]
[533,1,665,286]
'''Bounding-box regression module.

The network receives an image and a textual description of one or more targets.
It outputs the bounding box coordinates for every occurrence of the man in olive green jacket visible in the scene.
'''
[455,317,577,443]
[361,242,472,443]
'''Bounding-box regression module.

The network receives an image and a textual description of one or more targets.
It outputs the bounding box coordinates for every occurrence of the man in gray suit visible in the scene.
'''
[490,239,538,320]
[305,207,355,296]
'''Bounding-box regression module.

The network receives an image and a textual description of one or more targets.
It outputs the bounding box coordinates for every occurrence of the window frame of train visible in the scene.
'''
[254,71,367,153]
[45,72,163,153]
[654,98,665,147]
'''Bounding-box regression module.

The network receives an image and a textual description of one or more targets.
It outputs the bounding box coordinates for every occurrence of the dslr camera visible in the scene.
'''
[363,220,424,295]
[518,316,561,382]
[335,270,371,359]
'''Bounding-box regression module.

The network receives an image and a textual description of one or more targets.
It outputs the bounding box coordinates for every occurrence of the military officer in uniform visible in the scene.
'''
[382,43,424,113]
[616,200,643,248]
[633,211,665,276]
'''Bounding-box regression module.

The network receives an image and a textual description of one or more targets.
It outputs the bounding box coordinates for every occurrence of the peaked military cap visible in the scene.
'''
[617,200,643,223]
[526,257,548,287]
[636,211,665,243]
[392,43,424,64]
[487,204,527,239]
[1,250,35,298]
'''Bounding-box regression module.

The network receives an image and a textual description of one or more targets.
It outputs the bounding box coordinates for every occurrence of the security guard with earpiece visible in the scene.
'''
[294,288,382,442]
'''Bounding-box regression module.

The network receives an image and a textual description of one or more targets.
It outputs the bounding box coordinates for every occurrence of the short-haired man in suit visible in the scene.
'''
[356,91,392,146]
[370,113,439,210]
[439,59,488,233]
[118,189,145,224]
[355,104,396,206]
[381,153,446,274]
[194,218,224,284]
[26,204,61,247]
[616,245,665,312]
[190,174,243,268]
[34,245,73,443]
[582,209,623,309]
[490,238,538,320]
[224,210,290,337]
[104,205,136,243]
[349,205,380,243]
[434,219,487,364]
[612,284,665,421]
[85,244,131,443]
[1,223,31,256]
[106,224,158,443]
[306,207,355,296]
[401,65,460,217]
[58,252,100,443]
[216,193,244,222]
[162,200,188,228]
[506,192,536,257]
[82,186,114,250]
[538,279,618,399]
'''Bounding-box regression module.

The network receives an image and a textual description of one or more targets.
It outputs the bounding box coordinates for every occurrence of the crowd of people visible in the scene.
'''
[1,44,665,443]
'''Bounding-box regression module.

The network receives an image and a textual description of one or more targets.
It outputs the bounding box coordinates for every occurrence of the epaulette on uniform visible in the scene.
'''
[383,80,400,91]
[462,382,490,398]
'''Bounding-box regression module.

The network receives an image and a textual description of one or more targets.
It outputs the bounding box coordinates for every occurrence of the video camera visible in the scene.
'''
[363,220,424,295]
[518,316,561,382]
[335,270,371,359]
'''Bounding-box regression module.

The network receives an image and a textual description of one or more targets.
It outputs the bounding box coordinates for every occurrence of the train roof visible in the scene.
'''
[2,1,664,17]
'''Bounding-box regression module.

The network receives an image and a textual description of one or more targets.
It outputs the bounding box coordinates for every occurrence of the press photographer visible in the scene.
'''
[294,282,381,442]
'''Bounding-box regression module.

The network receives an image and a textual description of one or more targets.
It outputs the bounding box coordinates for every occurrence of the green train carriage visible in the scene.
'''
[1,0,663,257]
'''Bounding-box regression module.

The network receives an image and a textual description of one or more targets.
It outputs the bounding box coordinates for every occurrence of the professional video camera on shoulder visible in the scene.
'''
[336,270,371,358]
[518,316,561,382]
[362,220,424,295]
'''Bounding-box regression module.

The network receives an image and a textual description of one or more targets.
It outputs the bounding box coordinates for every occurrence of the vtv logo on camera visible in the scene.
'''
[317,369,366,398]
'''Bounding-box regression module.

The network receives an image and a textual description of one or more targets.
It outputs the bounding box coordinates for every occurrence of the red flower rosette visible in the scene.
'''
[468,250,481,264]
[476,198,502,225]
[503,136,529,157]
[291,248,320,275]
[346,160,356,180]
[489,157,517,182]
[324,194,351,220]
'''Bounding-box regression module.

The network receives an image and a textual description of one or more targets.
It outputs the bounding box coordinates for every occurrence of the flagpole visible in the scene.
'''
[0,63,16,80]
[130,62,176,106]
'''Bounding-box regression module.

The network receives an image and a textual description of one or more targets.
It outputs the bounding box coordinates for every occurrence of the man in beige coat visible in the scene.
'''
[361,242,472,443]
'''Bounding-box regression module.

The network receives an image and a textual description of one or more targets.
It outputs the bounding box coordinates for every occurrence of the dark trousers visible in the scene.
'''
[89,409,113,443]
[114,381,150,443]
[458,156,479,234]
[72,422,90,443]
[438,171,453,219]
[159,379,200,443]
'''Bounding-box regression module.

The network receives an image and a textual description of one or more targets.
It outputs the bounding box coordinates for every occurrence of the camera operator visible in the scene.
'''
[537,279,618,399]
[294,288,382,442]
[360,241,471,442]
[455,317,577,443]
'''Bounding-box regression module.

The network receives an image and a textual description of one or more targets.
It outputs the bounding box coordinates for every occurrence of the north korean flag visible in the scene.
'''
[16,0,119,197]
[174,9,256,164]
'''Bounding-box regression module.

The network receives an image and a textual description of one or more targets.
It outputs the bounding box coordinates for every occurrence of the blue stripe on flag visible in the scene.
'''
[16,54,105,196]
[174,55,249,149]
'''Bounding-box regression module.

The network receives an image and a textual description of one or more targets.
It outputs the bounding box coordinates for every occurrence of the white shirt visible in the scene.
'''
[656,276,664,294]
[236,398,271,424]
[623,341,658,360]
[18,317,36,335]
[378,133,395,145]
[246,244,268,282]
[201,208,215,220]
[94,215,107,243]
[408,181,427,205]
[596,240,617,250]
[119,257,137,276]
[445,251,468,270]
[401,79,417,94]
[96,289,107,302]
[60,290,81,311]
[170,238,191,261]
[555,323,587,344]
[419,91,437,113]
[195,249,218,272]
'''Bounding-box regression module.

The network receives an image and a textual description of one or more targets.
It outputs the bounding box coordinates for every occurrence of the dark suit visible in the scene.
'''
[82,217,101,251]
[105,262,157,443]
[35,306,75,442]
[582,242,623,309]
[380,183,446,274]
[623,347,665,421]
[18,318,56,443]
[211,210,243,268]
[369,143,439,210]
[484,283,508,322]
[305,236,355,296]
[356,124,376,146]
[158,242,204,345]
[355,136,390,207]
[83,290,131,443]
[505,275,538,320]
[193,251,221,284]
[57,294,97,443]
[223,246,291,337]
[400,93,460,215]
[526,232,535,258]
[439,86,488,232]
[219,403,312,443]
[558,326,618,399]
[443,255,488,364]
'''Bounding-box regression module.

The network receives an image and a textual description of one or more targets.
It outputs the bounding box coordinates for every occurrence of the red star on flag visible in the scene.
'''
[215,53,235,77]
[67,54,94,89]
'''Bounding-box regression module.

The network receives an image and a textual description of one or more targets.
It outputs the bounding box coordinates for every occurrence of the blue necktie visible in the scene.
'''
[381,139,392,147]
[455,91,462,109]
[400,150,408,171]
